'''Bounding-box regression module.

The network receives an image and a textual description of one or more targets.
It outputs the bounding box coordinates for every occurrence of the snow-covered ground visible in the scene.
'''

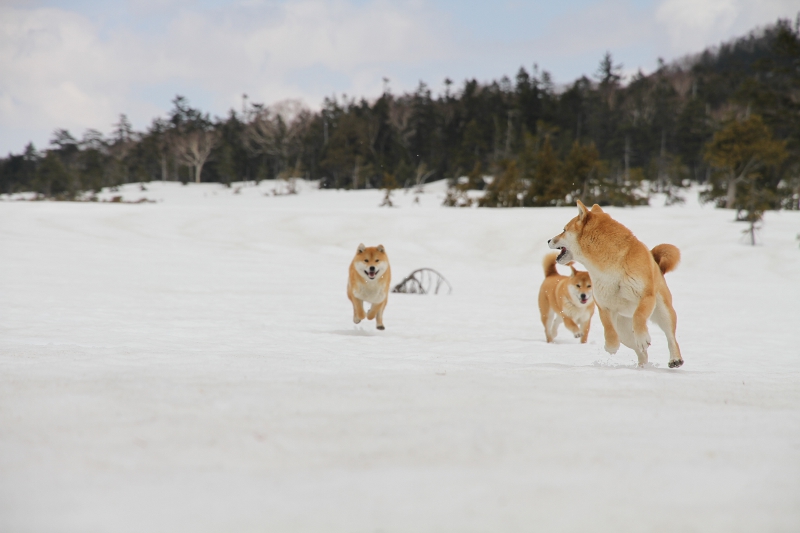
[1,181,799,532]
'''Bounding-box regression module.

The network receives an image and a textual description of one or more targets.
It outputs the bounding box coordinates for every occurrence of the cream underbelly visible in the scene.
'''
[353,281,388,304]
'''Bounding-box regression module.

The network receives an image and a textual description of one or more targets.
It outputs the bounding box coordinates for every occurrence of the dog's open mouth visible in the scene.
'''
[365,270,377,279]
[556,247,567,261]
[580,297,589,304]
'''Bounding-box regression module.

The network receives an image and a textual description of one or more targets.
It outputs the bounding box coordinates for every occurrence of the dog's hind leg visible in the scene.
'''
[651,296,683,368]
[615,315,649,366]
[541,307,554,342]
[549,315,562,342]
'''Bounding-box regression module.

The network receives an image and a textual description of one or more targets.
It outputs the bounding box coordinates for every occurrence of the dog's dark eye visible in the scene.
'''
[364,259,369,263]
[375,259,380,263]
[576,284,581,288]
[587,285,591,288]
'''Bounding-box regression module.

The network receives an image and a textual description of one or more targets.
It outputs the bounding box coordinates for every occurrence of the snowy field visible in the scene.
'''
[1,180,799,532]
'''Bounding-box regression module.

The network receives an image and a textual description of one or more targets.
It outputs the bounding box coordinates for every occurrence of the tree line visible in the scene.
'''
[1,17,798,220]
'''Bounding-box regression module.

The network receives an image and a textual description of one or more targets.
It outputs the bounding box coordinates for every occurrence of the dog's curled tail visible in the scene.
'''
[543,252,560,277]
[651,244,681,275]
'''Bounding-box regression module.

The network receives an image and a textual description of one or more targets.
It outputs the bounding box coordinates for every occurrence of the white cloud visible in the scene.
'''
[536,1,658,59]
[657,0,740,51]
[0,8,135,150]
[1,0,798,154]
[0,1,452,153]
[656,0,798,55]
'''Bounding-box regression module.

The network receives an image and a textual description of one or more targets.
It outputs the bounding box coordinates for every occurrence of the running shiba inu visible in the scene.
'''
[548,201,684,368]
[347,243,391,330]
[538,253,595,343]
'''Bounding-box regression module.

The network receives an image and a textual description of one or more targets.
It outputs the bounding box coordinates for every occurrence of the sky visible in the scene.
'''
[1,0,798,155]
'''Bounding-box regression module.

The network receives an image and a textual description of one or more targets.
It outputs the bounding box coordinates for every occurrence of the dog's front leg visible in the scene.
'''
[579,319,590,344]
[563,316,581,338]
[632,293,656,353]
[373,298,388,330]
[597,305,619,354]
[351,297,366,324]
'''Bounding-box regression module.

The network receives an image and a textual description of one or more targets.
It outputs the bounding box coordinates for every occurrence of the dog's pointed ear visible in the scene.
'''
[376,244,385,253]
[357,243,366,253]
[569,264,578,276]
[591,204,603,214]
[577,200,589,220]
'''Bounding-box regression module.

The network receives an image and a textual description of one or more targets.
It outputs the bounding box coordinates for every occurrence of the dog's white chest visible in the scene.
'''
[563,299,593,322]
[593,276,619,306]
[354,280,388,304]
[591,270,641,316]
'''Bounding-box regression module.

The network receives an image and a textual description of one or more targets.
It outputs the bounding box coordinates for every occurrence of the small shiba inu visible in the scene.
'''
[538,253,595,343]
[347,243,391,330]
[548,201,683,368]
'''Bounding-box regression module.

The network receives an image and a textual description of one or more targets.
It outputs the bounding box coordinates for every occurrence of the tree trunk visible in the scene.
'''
[795,180,800,210]
[725,175,737,209]
[624,136,630,182]
[195,163,203,184]
[659,129,667,192]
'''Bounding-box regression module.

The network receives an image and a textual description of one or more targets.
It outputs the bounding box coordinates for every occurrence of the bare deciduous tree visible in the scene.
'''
[244,99,311,177]
[388,99,414,155]
[172,129,220,184]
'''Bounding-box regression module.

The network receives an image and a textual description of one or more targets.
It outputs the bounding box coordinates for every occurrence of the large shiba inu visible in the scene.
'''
[347,243,391,330]
[538,253,595,343]
[548,201,683,368]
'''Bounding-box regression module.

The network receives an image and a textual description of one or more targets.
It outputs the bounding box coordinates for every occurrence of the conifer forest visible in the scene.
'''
[2,18,799,219]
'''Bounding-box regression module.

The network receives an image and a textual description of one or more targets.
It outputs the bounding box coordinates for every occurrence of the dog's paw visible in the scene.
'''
[353,317,362,324]
[574,332,582,339]
[668,358,684,368]
[634,332,651,353]
[604,341,619,354]
[376,325,385,331]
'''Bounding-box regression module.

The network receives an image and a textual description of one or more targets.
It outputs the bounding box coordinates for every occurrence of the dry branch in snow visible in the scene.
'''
[392,268,452,295]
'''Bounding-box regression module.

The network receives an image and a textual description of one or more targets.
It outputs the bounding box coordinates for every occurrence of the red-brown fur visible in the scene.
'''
[347,243,391,330]
[548,201,683,367]
[538,253,595,343]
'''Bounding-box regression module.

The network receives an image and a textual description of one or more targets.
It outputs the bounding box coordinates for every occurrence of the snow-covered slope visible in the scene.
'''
[1,181,798,532]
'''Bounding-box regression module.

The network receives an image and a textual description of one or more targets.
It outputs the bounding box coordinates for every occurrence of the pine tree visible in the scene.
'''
[703,115,786,210]
[479,160,524,207]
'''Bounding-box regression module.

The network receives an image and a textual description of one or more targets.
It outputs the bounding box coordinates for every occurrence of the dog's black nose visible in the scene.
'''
[369,266,375,272]
[580,293,586,299]
[547,239,551,244]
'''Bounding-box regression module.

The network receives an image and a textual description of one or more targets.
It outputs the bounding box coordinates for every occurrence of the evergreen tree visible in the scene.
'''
[703,115,787,210]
